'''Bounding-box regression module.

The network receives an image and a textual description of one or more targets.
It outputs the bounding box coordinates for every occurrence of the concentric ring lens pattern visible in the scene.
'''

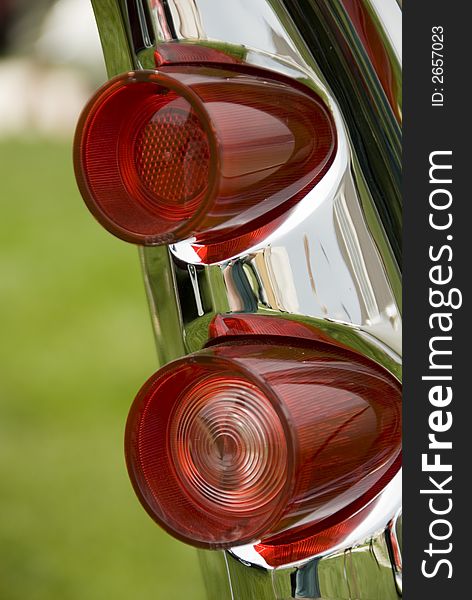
[169,376,288,515]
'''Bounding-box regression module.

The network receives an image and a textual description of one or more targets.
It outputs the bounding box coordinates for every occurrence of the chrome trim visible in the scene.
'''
[89,0,402,597]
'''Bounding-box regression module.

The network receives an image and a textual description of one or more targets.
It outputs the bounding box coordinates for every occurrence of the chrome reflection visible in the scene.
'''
[386,509,403,595]
[209,521,402,599]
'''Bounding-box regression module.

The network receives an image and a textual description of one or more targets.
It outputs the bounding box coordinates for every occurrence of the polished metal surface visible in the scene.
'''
[199,513,402,599]
[276,0,401,263]
[89,0,402,597]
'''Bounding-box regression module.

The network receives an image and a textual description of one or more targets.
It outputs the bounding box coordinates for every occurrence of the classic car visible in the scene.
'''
[73,1,402,598]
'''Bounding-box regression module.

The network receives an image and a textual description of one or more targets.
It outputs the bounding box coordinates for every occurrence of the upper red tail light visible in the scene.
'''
[74,66,336,247]
[125,337,401,550]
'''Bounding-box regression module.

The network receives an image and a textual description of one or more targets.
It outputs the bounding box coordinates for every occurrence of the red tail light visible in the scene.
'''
[125,337,401,550]
[74,66,336,247]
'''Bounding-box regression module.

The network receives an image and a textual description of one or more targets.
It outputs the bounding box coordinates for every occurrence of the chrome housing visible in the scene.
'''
[90,0,402,597]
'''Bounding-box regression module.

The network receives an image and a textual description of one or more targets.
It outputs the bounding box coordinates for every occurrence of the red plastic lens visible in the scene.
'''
[74,73,216,244]
[126,355,293,548]
[170,376,288,514]
[133,99,210,210]
[74,66,336,248]
[125,338,401,549]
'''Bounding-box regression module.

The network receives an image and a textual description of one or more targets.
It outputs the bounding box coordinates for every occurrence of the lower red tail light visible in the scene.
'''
[125,338,401,550]
[74,66,336,247]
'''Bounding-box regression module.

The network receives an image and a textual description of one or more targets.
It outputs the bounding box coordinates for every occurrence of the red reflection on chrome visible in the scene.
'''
[191,214,286,264]
[125,337,401,550]
[255,499,377,566]
[209,313,344,347]
[74,66,336,248]
[155,43,241,67]
[342,0,400,121]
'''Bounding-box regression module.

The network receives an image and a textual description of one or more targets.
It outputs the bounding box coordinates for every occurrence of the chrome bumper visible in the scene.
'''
[90,0,402,597]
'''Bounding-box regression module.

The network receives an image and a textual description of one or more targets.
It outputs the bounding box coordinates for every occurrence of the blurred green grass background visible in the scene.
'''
[0,139,206,600]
